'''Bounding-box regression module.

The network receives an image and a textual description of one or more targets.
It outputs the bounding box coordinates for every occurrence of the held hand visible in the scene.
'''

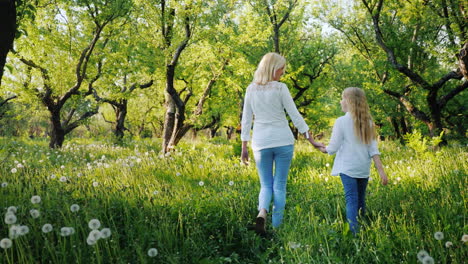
[241,148,249,165]
[318,146,327,153]
[313,142,325,148]
[380,174,388,186]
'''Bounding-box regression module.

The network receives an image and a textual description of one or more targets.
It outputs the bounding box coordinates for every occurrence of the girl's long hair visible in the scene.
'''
[253,52,286,85]
[343,87,376,145]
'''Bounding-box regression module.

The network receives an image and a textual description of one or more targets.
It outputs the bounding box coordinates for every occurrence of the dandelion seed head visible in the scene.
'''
[88,230,101,241]
[4,213,17,225]
[18,225,29,235]
[176,172,181,176]
[417,250,429,261]
[0,238,12,249]
[30,209,40,219]
[31,195,41,204]
[1,182,7,188]
[92,182,99,187]
[100,228,111,239]
[60,165,65,169]
[199,164,203,169]
[86,237,97,245]
[434,231,444,240]
[7,206,17,214]
[153,190,159,195]
[147,248,158,257]
[70,204,80,213]
[60,227,72,237]
[422,256,434,264]
[60,176,67,182]
[16,163,24,168]
[288,241,301,249]
[461,234,468,242]
[11,168,17,173]
[198,181,204,186]
[228,181,234,186]
[50,174,56,179]
[445,241,453,248]
[325,163,330,167]
[42,224,53,233]
[88,219,101,230]
[9,225,20,239]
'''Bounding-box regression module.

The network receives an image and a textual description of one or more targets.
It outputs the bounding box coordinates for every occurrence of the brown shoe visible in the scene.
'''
[255,217,267,236]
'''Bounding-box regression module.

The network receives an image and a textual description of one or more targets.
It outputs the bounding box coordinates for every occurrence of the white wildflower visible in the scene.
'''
[0,238,12,249]
[288,241,301,249]
[42,224,53,233]
[100,228,111,239]
[60,227,72,237]
[18,225,29,236]
[461,234,468,242]
[88,219,101,230]
[4,213,17,225]
[147,248,158,257]
[86,237,97,245]
[31,195,41,204]
[70,204,80,213]
[434,231,444,240]
[417,250,429,262]
[9,225,20,239]
[421,256,434,264]
[7,206,17,214]
[30,209,40,219]
[11,168,17,173]
[88,230,101,241]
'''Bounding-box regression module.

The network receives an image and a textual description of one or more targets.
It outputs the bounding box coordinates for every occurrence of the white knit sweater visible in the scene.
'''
[241,81,309,151]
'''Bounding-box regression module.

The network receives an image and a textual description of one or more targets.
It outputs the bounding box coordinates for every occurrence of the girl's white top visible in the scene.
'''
[241,81,309,151]
[326,112,380,178]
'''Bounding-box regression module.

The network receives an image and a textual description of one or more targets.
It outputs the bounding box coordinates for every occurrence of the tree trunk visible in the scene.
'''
[114,101,127,139]
[162,93,176,153]
[0,0,16,86]
[49,109,65,148]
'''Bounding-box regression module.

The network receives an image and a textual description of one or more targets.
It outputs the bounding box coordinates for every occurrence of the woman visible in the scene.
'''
[240,52,323,236]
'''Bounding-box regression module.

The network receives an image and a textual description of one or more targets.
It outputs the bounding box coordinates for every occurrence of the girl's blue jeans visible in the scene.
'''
[253,144,294,228]
[340,173,369,235]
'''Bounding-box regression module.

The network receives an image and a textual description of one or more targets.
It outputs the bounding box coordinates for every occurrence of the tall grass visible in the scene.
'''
[0,138,466,263]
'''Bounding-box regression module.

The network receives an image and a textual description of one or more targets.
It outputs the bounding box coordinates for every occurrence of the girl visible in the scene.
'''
[320,87,388,235]
[241,52,323,236]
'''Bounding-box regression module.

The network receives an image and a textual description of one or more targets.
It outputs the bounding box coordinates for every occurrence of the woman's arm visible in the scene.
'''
[241,141,249,165]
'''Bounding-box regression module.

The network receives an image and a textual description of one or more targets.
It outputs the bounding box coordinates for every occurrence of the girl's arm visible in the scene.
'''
[325,118,344,155]
[302,131,325,148]
[372,155,388,185]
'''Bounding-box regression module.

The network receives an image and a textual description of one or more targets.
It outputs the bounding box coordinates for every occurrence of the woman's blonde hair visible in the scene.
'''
[343,87,376,145]
[253,52,286,85]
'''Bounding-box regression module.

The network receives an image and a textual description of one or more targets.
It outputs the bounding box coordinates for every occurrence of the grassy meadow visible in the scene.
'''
[0,137,466,263]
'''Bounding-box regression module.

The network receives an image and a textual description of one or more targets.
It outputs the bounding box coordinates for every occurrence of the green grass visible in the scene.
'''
[0,138,466,263]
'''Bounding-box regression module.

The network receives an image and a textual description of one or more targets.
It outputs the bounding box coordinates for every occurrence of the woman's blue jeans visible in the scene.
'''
[340,173,369,235]
[253,144,294,228]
